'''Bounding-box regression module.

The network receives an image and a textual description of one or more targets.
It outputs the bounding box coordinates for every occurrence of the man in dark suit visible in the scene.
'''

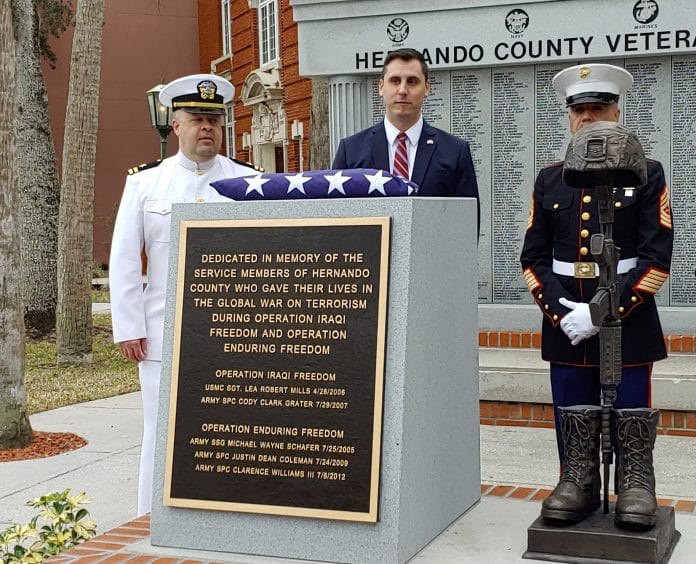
[331,48,479,208]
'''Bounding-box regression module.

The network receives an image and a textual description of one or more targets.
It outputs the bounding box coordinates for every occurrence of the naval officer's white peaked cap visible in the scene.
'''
[158,73,234,115]
[552,64,633,107]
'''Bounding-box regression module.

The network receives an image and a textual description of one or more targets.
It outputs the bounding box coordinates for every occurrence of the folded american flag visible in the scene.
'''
[210,168,418,200]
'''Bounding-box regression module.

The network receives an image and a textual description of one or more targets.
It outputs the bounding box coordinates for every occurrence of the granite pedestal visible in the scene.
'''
[151,197,480,564]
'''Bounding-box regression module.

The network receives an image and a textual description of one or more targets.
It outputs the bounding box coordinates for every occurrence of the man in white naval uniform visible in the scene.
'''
[109,74,259,515]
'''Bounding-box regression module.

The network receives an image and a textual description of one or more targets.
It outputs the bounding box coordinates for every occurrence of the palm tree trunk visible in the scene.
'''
[56,0,104,365]
[309,77,330,170]
[0,0,33,449]
[13,0,61,337]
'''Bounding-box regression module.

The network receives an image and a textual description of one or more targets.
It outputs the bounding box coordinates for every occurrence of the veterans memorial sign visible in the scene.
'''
[163,217,390,522]
[293,0,695,74]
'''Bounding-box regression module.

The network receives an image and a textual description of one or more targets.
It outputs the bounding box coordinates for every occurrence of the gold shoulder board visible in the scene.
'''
[127,159,162,175]
[228,156,264,173]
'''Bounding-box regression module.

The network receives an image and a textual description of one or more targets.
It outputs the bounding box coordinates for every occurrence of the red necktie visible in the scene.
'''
[393,132,409,179]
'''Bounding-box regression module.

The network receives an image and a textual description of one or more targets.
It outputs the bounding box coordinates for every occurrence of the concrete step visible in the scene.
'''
[480,348,696,411]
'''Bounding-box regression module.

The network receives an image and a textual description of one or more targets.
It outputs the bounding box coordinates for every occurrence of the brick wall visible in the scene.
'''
[278,0,312,171]
[194,0,313,171]
[481,400,696,437]
[197,3,221,73]
[479,330,695,353]
[230,1,255,163]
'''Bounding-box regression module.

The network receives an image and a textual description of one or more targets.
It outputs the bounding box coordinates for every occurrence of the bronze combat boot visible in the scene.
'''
[541,405,602,523]
[614,408,659,529]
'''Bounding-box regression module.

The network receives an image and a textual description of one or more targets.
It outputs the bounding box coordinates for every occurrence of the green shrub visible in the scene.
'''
[0,490,97,562]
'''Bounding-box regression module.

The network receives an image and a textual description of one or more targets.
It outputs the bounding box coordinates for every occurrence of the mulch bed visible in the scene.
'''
[0,432,87,462]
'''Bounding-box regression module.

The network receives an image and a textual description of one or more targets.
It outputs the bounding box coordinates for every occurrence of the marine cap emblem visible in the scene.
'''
[579,66,591,79]
[197,80,217,100]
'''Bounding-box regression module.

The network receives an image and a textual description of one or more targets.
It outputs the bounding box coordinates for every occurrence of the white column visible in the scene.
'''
[329,75,368,159]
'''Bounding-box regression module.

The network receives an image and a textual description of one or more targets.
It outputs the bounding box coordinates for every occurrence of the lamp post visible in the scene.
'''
[146,84,173,160]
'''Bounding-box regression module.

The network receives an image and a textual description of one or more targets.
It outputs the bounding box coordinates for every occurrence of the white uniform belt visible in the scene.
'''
[552,257,638,278]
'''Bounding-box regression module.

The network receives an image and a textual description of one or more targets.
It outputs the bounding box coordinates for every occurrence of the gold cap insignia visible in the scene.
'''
[579,66,591,79]
[197,80,217,101]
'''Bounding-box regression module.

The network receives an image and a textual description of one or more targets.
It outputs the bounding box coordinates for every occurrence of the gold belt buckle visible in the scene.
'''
[574,262,596,278]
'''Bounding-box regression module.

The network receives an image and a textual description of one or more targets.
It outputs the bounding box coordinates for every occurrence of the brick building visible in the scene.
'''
[197,0,313,174]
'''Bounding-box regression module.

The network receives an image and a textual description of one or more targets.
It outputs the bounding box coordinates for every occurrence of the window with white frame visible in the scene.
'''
[221,0,231,56]
[259,0,278,66]
[225,103,236,157]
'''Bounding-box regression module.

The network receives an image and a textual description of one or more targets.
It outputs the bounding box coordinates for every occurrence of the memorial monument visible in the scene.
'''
[147,176,480,563]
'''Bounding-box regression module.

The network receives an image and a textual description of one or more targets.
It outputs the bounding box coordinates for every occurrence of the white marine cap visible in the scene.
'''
[552,63,633,107]
[159,73,234,115]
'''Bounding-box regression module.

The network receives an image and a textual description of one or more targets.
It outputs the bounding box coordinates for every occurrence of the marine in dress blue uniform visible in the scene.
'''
[519,64,674,464]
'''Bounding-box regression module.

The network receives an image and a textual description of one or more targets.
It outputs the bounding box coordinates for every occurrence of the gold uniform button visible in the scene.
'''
[615,201,622,208]
[553,314,559,321]
[581,229,589,238]
[619,306,625,313]
[196,197,205,203]
[553,203,559,210]
[631,296,638,303]
[580,247,589,256]
[545,304,550,310]
[582,212,590,221]
[583,195,592,204]
[538,293,543,300]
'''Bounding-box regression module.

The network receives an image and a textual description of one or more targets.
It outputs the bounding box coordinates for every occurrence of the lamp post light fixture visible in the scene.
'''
[146,84,173,160]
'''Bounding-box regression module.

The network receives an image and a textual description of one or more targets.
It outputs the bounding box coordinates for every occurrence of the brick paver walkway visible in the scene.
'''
[51,485,696,563]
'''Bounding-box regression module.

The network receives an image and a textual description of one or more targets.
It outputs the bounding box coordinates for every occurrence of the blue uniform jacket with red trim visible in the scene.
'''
[520,159,673,366]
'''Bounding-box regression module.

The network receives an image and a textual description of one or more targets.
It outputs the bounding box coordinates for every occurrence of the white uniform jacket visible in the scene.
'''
[109,151,257,360]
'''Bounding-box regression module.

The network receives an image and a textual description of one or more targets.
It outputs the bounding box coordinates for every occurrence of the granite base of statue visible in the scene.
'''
[524,124,680,563]
[149,189,480,564]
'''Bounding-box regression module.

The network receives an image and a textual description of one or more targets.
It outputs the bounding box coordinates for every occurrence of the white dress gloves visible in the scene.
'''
[559,297,600,346]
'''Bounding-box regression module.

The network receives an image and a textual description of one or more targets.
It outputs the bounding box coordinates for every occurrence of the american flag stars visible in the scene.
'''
[324,170,351,195]
[243,174,270,196]
[285,172,312,194]
[365,170,392,195]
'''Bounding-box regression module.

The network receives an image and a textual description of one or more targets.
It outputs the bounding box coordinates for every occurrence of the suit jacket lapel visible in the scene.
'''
[412,122,436,189]
[370,124,390,172]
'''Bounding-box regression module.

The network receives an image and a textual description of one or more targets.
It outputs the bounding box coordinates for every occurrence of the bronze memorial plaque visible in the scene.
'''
[163,217,390,522]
